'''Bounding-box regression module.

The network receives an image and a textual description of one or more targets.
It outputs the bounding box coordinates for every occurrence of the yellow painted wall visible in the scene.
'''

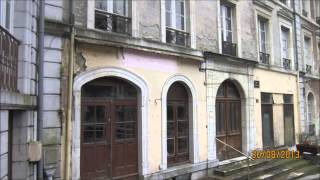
[254,68,300,149]
[79,44,208,173]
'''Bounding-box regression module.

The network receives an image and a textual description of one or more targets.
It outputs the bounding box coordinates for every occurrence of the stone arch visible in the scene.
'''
[72,67,149,179]
[160,74,199,170]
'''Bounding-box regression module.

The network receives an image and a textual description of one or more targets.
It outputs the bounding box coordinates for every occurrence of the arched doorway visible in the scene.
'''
[216,80,242,160]
[167,82,190,166]
[307,93,315,135]
[80,77,138,179]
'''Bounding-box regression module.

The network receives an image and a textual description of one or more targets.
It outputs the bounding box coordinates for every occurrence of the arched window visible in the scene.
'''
[167,82,190,166]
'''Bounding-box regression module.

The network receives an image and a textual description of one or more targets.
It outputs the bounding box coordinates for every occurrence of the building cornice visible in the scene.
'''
[74,27,204,61]
[253,0,273,12]
[204,51,258,65]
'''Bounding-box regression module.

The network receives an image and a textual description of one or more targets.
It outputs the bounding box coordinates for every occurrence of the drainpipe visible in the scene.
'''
[63,0,75,178]
[293,0,302,143]
[37,0,45,179]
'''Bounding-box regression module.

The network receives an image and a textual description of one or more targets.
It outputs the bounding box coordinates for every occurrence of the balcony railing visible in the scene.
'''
[283,58,291,70]
[316,17,320,25]
[95,10,131,35]
[302,9,308,17]
[306,65,312,74]
[166,27,190,47]
[222,41,237,56]
[259,52,270,65]
[0,26,19,91]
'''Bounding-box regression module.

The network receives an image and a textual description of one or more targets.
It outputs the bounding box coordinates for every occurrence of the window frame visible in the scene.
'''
[281,26,290,59]
[258,17,269,53]
[303,35,313,67]
[165,0,186,31]
[95,0,129,17]
[0,0,13,32]
[220,4,233,42]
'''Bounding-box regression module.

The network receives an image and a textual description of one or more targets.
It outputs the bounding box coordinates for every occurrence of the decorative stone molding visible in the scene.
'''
[160,74,199,170]
[72,67,149,179]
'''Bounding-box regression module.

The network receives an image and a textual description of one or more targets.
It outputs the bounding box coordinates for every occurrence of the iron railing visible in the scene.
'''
[316,17,320,25]
[222,41,237,56]
[216,138,253,179]
[306,65,312,74]
[95,10,131,35]
[283,58,291,70]
[259,52,270,65]
[302,9,308,17]
[0,26,19,91]
[166,27,190,47]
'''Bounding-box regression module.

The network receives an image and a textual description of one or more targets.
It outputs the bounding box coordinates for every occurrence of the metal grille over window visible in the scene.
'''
[165,0,190,47]
[0,26,19,91]
[221,4,237,56]
[283,58,291,70]
[95,0,131,35]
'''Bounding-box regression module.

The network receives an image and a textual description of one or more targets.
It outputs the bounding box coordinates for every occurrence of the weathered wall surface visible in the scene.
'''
[76,44,207,174]
[254,68,299,148]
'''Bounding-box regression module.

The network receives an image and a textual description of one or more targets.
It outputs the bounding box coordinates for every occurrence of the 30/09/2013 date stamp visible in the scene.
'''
[251,150,300,159]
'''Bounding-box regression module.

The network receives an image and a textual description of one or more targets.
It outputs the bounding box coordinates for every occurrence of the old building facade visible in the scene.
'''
[0,0,319,179]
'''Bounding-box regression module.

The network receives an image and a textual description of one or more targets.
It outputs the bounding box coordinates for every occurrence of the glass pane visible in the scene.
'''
[226,19,232,31]
[167,105,174,121]
[113,0,126,15]
[116,123,125,139]
[177,105,186,120]
[226,6,231,18]
[283,94,293,104]
[167,138,175,155]
[85,106,95,123]
[116,106,135,122]
[95,0,108,11]
[261,93,272,104]
[96,106,105,122]
[217,85,224,97]
[95,125,105,141]
[175,0,184,16]
[226,32,232,42]
[83,125,95,142]
[82,85,114,98]
[227,83,239,98]
[178,121,188,136]
[165,0,171,11]
[177,137,188,153]
[176,15,184,30]
[167,122,175,137]
[166,12,171,27]
[116,122,135,139]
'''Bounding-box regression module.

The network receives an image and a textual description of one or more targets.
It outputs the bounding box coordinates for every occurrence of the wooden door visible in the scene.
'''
[112,100,138,179]
[167,82,190,166]
[216,81,242,160]
[80,77,138,179]
[261,104,274,148]
[81,102,111,179]
[284,94,294,146]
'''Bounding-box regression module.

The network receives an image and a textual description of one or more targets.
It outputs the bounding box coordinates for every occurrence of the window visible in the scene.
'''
[165,0,189,46]
[0,0,12,30]
[280,0,287,5]
[221,3,237,56]
[307,93,315,135]
[304,36,313,71]
[302,0,310,17]
[281,27,291,69]
[258,17,270,64]
[221,5,233,43]
[283,94,294,146]
[94,0,131,35]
